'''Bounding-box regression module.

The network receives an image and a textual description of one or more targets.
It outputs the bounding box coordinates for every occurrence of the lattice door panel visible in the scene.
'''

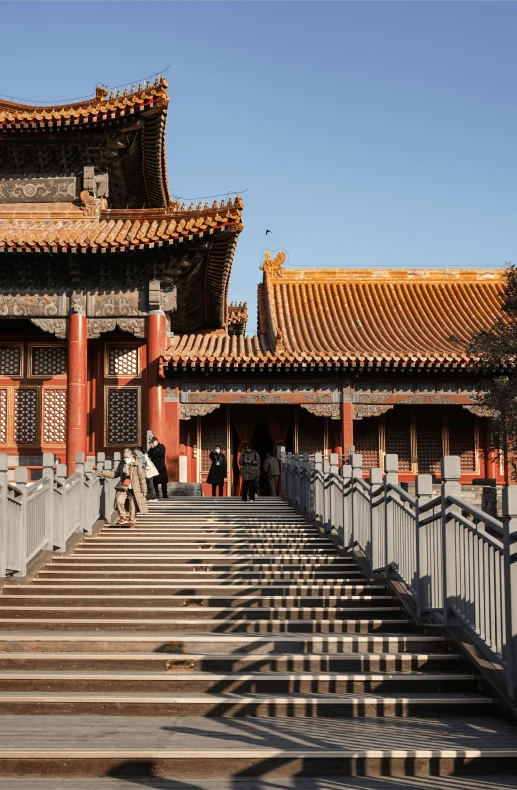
[354,418,379,470]
[416,407,443,476]
[107,388,139,445]
[31,346,66,376]
[13,388,38,445]
[0,347,21,376]
[201,408,227,475]
[449,407,477,473]
[0,389,7,444]
[385,407,412,472]
[298,408,325,456]
[43,389,67,444]
[108,347,139,377]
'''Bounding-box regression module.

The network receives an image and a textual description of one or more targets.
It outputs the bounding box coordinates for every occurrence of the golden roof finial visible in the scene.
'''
[95,86,108,101]
[260,251,287,278]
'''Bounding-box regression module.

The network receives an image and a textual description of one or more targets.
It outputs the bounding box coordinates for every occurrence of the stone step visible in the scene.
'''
[1,714,516,779]
[0,691,492,717]
[75,547,336,555]
[0,632,440,654]
[48,556,351,565]
[0,651,461,672]
[9,583,388,596]
[36,570,364,580]
[0,617,410,633]
[0,670,476,694]
[1,595,395,608]
[0,605,404,620]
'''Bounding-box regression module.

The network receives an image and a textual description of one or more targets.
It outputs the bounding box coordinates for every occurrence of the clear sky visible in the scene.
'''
[1,1,515,332]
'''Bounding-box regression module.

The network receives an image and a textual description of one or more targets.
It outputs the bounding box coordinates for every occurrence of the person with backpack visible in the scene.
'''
[239,443,260,502]
[99,447,148,528]
[263,451,281,496]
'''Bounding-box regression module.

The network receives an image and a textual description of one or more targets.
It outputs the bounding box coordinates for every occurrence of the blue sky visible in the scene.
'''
[0,1,515,331]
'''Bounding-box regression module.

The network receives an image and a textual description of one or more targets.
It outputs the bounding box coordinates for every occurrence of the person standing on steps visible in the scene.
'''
[263,451,281,496]
[239,443,260,502]
[99,447,148,528]
[148,437,169,499]
[207,446,227,497]
[134,446,158,502]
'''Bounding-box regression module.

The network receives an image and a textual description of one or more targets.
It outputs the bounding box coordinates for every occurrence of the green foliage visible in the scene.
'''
[467,263,516,477]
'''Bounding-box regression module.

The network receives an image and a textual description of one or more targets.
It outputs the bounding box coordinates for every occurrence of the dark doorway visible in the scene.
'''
[230,406,294,495]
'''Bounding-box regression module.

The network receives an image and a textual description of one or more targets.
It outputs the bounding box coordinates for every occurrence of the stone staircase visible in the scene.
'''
[0,497,516,783]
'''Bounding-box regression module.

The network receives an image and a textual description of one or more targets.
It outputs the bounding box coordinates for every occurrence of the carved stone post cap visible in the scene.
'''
[56,464,67,479]
[370,468,383,485]
[385,454,399,474]
[351,453,363,469]
[75,452,85,465]
[0,453,8,474]
[341,464,352,479]
[302,452,310,462]
[314,453,323,463]
[85,461,95,474]
[502,486,517,519]
[416,474,433,498]
[96,452,106,463]
[14,467,29,485]
[330,453,339,467]
[441,456,461,481]
[42,453,54,468]
[113,452,122,462]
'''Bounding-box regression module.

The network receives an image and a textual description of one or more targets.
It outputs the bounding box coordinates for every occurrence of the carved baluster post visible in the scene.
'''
[42,453,55,551]
[370,468,383,570]
[503,486,517,700]
[0,454,7,577]
[67,307,88,473]
[441,456,461,626]
[384,454,399,576]
[415,473,433,617]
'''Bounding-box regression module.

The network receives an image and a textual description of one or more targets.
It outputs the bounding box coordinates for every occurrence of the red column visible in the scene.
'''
[147,310,166,437]
[342,401,354,458]
[164,400,180,482]
[66,312,88,473]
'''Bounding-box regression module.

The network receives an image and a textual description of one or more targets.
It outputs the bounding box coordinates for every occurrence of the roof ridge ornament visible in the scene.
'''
[260,250,286,278]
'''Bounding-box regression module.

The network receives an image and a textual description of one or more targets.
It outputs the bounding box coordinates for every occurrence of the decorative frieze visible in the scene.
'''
[354,403,394,420]
[180,403,220,420]
[301,403,340,420]
[31,319,67,339]
[356,393,391,403]
[398,395,427,405]
[305,394,333,403]
[0,176,78,203]
[88,317,146,339]
[0,293,59,317]
[43,389,66,444]
[463,404,494,418]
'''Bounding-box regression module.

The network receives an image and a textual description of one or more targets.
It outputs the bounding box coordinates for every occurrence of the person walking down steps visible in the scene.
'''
[239,443,260,502]
[207,446,227,497]
[100,448,148,528]
[263,451,280,496]
[148,437,169,499]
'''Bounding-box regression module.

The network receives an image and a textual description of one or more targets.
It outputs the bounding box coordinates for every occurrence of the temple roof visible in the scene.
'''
[163,253,505,372]
[0,80,170,209]
[0,197,243,252]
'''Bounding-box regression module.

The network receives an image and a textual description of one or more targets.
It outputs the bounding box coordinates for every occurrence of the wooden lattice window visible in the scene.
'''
[0,389,6,444]
[13,388,38,445]
[0,347,21,376]
[43,389,67,444]
[31,346,66,377]
[108,347,139,377]
[106,388,139,445]
[298,408,325,456]
[385,407,412,472]
[449,407,476,473]
[354,418,379,470]
[416,407,443,476]
[201,408,227,474]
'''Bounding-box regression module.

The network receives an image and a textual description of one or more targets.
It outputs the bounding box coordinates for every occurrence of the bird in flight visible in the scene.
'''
[265,229,272,235]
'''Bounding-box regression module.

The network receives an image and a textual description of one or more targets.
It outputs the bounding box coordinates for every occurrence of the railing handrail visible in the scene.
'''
[281,450,517,702]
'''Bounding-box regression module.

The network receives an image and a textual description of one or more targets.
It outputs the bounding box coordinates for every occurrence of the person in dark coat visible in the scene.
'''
[263,452,281,496]
[239,443,260,502]
[148,437,169,499]
[207,446,227,497]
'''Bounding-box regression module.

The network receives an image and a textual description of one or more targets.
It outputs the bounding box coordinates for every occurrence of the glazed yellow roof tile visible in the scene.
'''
[0,198,244,251]
[0,79,169,127]
[163,255,506,371]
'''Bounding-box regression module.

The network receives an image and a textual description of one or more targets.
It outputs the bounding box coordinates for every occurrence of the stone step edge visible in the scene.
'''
[0,651,458,660]
[0,671,473,681]
[0,632,441,641]
[0,692,490,702]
